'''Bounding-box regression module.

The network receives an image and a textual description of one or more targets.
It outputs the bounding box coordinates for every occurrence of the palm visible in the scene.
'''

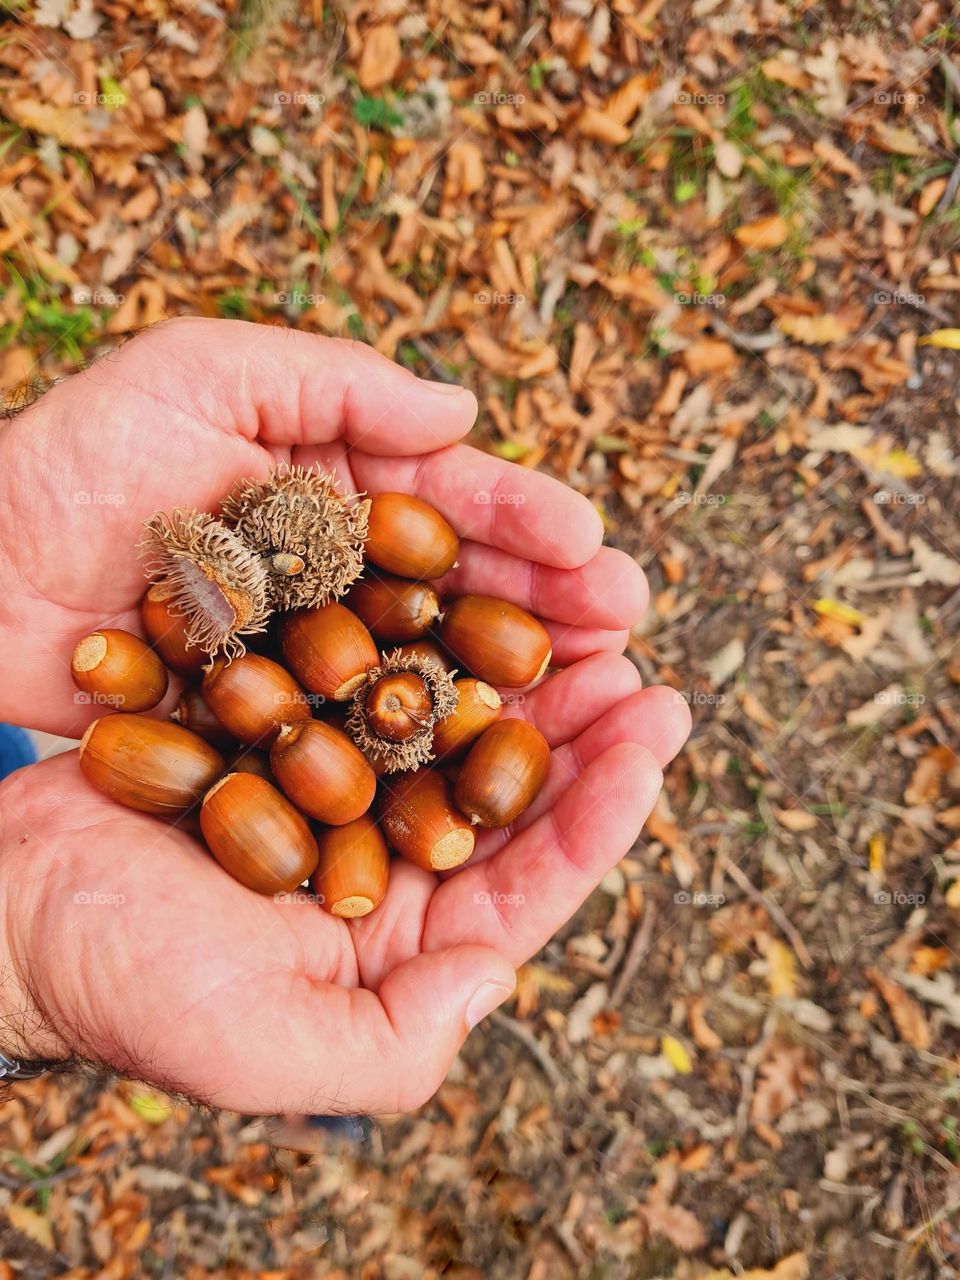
[0,319,690,1114]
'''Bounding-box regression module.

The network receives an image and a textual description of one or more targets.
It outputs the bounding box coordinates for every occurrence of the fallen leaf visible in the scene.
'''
[639,1200,706,1252]
[814,598,863,627]
[774,808,819,832]
[734,214,790,250]
[778,313,851,345]
[909,535,960,587]
[359,25,402,91]
[5,1205,54,1250]
[866,967,931,1050]
[767,939,798,999]
[662,1035,693,1074]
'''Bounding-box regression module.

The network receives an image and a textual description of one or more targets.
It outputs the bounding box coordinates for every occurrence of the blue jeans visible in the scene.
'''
[0,726,36,780]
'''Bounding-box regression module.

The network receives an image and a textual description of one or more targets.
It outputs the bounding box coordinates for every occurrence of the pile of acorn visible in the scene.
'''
[72,469,552,918]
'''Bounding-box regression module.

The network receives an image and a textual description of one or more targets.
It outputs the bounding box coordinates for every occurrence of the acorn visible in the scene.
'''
[219,465,370,611]
[140,585,208,677]
[79,715,225,814]
[172,687,234,749]
[200,772,319,895]
[279,602,379,701]
[347,650,459,773]
[226,748,275,781]
[71,628,169,713]
[312,814,389,918]
[364,492,459,580]
[439,595,551,687]
[347,575,440,643]
[270,720,376,825]
[140,510,271,659]
[455,719,550,828]
[392,638,457,673]
[202,652,311,745]
[380,769,475,871]
[364,672,433,742]
[431,679,502,761]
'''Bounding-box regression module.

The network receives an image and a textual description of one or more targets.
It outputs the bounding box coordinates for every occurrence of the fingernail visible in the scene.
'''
[465,979,514,1029]
[421,377,467,396]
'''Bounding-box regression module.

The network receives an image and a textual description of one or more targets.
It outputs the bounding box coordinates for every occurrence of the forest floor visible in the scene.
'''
[0,0,959,1276]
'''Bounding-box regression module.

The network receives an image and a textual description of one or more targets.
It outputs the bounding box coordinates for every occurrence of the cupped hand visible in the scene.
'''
[0,319,690,1113]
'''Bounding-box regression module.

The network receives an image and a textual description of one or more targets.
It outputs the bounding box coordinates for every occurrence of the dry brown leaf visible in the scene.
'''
[767,940,799,999]
[761,57,811,90]
[734,214,790,250]
[359,25,402,90]
[778,313,851,345]
[603,73,655,126]
[639,1200,706,1252]
[773,808,819,832]
[752,1043,813,1123]
[681,339,737,376]
[576,107,632,145]
[741,690,777,731]
[904,746,955,806]
[866,967,931,1050]
[5,1205,54,1250]
[688,997,723,1051]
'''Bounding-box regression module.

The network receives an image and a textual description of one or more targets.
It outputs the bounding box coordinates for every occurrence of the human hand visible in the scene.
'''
[0,319,690,1111]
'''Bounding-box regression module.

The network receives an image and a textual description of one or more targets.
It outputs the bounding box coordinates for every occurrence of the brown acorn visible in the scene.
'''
[347,651,459,773]
[380,769,475,871]
[364,672,433,742]
[270,720,376,825]
[226,749,275,781]
[202,653,311,745]
[392,639,457,673]
[279,603,379,701]
[312,814,390,918]
[200,772,319,895]
[79,715,225,815]
[439,595,551,687]
[431,679,502,761]
[140,585,208,677]
[172,687,234,749]
[71,628,169,713]
[455,719,550,828]
[364,492,459,580]
[347,575,440,643]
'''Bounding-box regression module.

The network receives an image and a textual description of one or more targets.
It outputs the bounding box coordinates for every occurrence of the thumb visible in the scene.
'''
[121,317,479,455]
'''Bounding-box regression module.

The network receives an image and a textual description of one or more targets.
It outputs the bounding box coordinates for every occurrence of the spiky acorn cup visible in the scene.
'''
[220,466,370,611]
[140,511,271,660]
[347,651,459,773]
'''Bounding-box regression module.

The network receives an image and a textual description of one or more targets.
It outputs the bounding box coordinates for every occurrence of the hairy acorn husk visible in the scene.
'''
[380,769,475,871]
[279,603,379,701]
[312,814,389,918]
[71,628,169,713]
[364,672,433,743]
[203,653,311,745]
[140,510,271,659]
[347,575,440,643]
[364,493,459,580]
[141,585,208,678]
[431,679,502,761]
[79,715,225,815]
[347,650,459,773]
[172,687,235,749]
[455,719,551,828]
[270,719,376,825]
[200,772,319,896]
[439,595,551,687]
[219,465,370,611]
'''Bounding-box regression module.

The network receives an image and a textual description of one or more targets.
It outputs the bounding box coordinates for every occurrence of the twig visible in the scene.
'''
[609,900,657,1008]
[905,1192,960,1242]
[937,157,960,216]
[706,311,782,352]
[489,1011,566,1088]
[719,855,815,970]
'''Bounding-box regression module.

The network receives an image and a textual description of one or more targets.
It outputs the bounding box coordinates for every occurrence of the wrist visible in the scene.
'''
[0,774,73,1066]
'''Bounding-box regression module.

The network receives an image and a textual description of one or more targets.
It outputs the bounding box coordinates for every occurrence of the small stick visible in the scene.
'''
[489,1011,566,1088]
[719,854,815,970]
[610,900,657,1008]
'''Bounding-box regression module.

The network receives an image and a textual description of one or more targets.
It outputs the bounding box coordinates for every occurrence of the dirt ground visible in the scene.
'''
[1,0,959,1276]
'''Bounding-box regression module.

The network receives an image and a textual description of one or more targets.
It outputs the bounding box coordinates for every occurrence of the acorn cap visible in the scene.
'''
[346,649,459,774]
[220,464,370,611]
[140,510,271,659]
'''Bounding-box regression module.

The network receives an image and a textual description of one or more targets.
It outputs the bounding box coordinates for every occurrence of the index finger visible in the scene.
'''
[349,443,604,570]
